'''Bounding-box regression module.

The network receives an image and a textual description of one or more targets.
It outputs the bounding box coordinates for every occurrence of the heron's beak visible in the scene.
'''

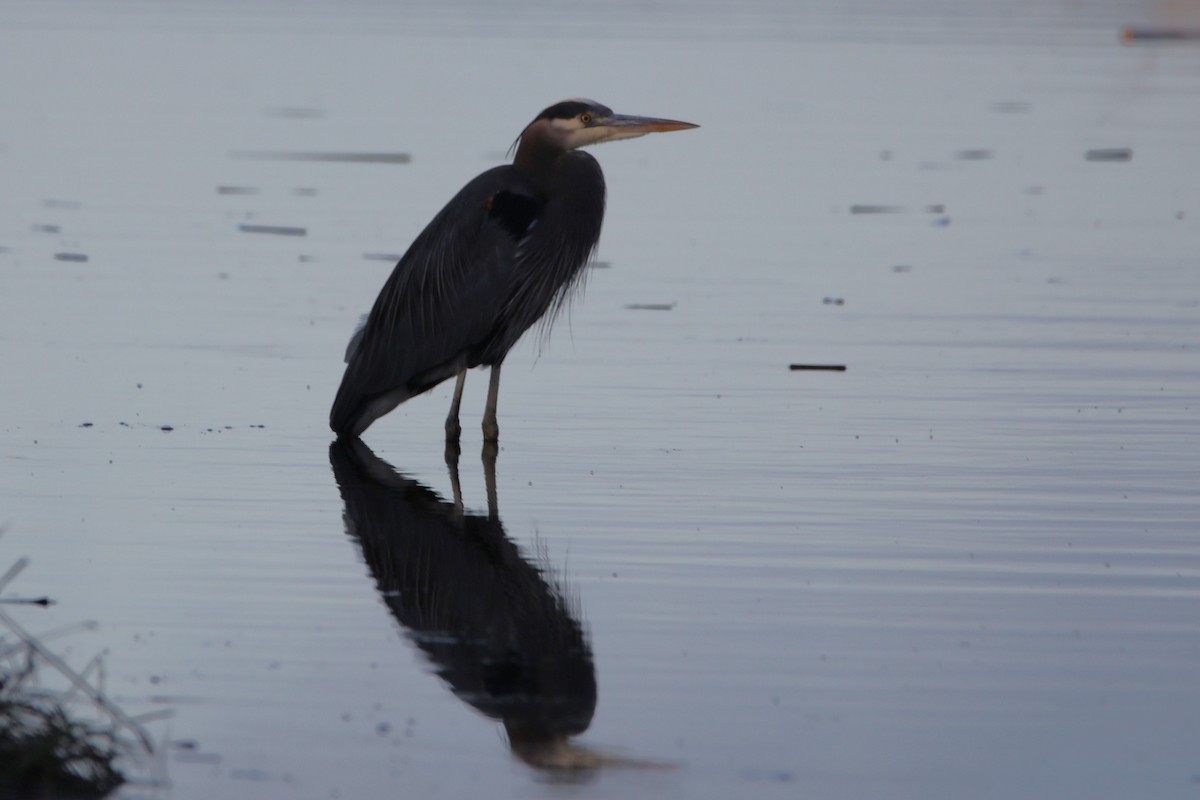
[595,113,699,143]
[607,114,698,133]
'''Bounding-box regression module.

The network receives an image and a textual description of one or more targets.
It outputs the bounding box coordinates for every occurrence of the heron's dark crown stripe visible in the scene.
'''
[534,100,611,122]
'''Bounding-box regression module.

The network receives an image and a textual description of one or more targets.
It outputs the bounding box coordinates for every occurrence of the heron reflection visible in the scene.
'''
[329,439,597,771]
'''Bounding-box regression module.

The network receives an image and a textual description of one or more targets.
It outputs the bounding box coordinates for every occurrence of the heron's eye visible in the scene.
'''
[579,112,592,124]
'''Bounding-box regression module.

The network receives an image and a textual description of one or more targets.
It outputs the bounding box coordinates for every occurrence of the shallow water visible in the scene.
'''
[2,1,1200,798]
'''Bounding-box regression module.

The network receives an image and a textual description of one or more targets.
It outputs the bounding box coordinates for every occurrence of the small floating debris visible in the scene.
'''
[1120,26,1200,43]
[1085,148,1132,162]
[160,425,174,432]
[956,149,993,161]
[363,253,403,262]
[789,364,847,372]
[850,204,902,215]
[738,767,794,784]
[238,224,307,237]
[54,252,89,262]
[822,297,844,306]
[925,204,946,214]
[217,185,259,195]
[32,223,61,234]
[589,260,612,269]
[892,264,913,273]
[991,100,1031,114]
[230,150,412,165]
[624,302,676,311]
[78,422,93,428]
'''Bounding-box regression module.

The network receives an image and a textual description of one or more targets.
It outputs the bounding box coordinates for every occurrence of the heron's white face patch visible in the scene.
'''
[547,116,593,149]
[549,114,649,150]
[548,116,586,135]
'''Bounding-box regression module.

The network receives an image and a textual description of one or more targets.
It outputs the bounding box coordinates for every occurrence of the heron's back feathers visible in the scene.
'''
[330,154,605,437]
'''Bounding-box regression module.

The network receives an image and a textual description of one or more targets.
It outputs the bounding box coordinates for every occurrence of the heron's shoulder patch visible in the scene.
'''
[485,190,543,241]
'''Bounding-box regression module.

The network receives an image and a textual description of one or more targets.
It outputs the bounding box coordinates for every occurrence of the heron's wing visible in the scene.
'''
[477,152,606,363]
[330,166,541,434]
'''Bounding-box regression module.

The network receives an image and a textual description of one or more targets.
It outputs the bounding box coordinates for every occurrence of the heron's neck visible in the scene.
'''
[513,123,571,189]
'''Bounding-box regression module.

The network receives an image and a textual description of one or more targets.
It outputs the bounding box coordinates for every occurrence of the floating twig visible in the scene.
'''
[230,150,411,164]
[1085,148,1132,162]
[237,223,307,237]
[1120,27,1200,43]
[850,204,902,215]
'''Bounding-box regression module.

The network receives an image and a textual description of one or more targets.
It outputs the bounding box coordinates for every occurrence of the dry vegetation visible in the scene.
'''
[1,550,156,798]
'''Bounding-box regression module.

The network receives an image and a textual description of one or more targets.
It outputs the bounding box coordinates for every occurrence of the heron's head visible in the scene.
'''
[513,99,697,162]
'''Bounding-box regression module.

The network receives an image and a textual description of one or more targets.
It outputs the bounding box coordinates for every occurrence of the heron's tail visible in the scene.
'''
[330,364,416,438]
[329,381,370,438]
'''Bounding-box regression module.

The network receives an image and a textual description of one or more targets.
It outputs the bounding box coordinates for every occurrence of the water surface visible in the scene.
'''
[2,1,1199,798]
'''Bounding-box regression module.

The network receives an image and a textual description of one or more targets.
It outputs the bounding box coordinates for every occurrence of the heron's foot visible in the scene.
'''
[445,418,462,442]
[482,418,499,443]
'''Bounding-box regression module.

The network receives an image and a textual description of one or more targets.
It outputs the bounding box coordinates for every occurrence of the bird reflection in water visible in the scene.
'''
[329,439,600,772]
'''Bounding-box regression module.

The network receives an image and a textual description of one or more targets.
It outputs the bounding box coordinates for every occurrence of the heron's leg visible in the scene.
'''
[482,364,502,442]
[445,438,464,518]
[445,370,466,442]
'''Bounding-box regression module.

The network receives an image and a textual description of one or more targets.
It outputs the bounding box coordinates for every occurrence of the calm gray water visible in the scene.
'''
[2,1,1199,798]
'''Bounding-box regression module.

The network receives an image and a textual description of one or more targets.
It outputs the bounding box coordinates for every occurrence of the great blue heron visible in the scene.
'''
[330,99,697,441]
